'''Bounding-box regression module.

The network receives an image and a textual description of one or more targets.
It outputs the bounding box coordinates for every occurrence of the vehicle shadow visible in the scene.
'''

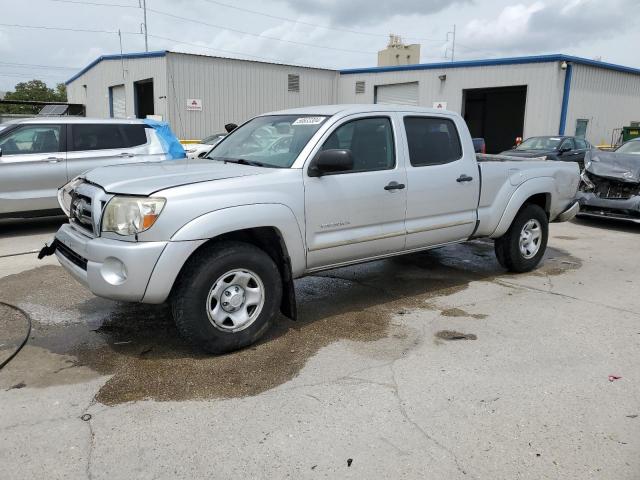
[572,216,640,234]
[0,216,67,239]
[0,240,581,403]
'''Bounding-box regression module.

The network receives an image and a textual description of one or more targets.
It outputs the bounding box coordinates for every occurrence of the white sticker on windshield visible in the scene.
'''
[292,117,325,126]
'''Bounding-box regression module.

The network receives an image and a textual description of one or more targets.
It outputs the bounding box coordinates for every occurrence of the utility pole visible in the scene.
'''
[140,0,148,52]
[446,24,456,62]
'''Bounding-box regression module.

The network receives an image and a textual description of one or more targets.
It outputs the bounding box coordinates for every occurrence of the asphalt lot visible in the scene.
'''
[1,216,639,479]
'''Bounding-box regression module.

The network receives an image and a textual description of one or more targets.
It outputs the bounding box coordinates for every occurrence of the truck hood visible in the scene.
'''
[83,159,271,195]
[586,151,640,183]
[500,149,556,158]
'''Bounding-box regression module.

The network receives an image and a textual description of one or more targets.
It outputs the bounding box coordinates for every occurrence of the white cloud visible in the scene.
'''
[278,0,470,26]
[457,0,638,57]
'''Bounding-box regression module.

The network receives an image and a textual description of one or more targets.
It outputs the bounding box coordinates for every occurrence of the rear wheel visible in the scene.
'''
[495,204,548,273]
[171,241,282,354]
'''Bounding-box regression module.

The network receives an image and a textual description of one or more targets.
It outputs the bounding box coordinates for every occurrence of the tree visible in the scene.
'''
[0,80,67,114]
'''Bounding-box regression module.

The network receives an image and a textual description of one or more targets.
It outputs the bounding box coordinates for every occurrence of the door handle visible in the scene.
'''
[384,181,405,191]
[46,157,63,163]
[119,153,135,158]
[456,174,473,183]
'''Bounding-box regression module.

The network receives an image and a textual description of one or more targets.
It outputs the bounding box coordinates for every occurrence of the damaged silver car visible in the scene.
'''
[577,139,640,223]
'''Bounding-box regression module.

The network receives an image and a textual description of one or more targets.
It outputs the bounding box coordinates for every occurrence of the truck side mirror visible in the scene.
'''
[308,149,354,177]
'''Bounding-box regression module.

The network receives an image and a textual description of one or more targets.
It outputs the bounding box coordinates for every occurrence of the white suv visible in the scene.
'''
[0,117,180,218]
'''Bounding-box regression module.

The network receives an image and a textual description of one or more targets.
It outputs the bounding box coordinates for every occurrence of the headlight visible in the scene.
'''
[58,177,84,216]
[102,196,166,236]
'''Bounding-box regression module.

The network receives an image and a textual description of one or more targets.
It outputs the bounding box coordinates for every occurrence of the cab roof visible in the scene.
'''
[264,104,457,117]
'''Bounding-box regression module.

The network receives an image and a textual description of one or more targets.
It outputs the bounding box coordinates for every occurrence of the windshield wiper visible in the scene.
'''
[211,157,268,167]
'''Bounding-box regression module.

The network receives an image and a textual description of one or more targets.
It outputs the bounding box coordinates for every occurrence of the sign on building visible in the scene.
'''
[187,98,203,111]
[433,101,447,110]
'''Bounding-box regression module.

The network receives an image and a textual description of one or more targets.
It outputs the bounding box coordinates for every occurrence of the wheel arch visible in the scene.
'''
[174,226,298,320]
[490,178,553,238]
[144,204,304,319]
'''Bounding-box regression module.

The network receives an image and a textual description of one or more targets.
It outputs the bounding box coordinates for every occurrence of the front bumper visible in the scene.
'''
[51,224,168,302]
[575,192,640,224]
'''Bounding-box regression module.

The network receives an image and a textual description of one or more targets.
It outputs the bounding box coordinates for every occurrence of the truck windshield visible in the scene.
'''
[516,137,562,150]
[206,115,328,168]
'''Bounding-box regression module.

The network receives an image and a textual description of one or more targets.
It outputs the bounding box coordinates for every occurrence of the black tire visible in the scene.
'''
[494,204,549,273]
[171,241,282,354]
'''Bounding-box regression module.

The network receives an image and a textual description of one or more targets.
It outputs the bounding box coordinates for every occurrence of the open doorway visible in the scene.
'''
[134,78,154,119]
[462,86,527,153]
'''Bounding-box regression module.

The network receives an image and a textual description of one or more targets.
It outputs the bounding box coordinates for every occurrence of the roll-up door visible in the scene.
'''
[110,85,126,118]
[375,82,419,106]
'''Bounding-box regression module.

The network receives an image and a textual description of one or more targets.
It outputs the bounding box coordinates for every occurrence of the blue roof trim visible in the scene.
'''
[65,51,167,85]
[339,54,640,76]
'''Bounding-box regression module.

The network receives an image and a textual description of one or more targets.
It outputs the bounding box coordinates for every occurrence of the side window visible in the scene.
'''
[122,124,148,147]
[403,117,462,166]
[71,124,127,151]
[560,138,575,150]
[0,125,62,155]
[575,138,587,149]
[321,117,394,172]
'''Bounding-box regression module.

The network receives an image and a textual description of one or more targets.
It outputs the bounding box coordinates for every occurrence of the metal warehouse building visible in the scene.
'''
[67,51,640,152]
[66,51,338,140]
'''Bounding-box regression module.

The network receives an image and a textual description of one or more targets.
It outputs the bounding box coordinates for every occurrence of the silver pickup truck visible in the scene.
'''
[41,105,580,353]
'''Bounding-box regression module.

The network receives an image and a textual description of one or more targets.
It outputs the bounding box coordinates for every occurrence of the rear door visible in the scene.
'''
[66,123,154,180]
[0,123,66,215]
[304,114,408,270]
[401,114,480,249]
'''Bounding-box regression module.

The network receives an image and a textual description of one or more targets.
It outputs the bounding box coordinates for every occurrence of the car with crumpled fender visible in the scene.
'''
[40,104,580,354]
[577,138,640,223]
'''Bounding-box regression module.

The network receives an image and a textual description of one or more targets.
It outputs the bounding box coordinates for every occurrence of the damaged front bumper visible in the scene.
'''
[576,191,640,223]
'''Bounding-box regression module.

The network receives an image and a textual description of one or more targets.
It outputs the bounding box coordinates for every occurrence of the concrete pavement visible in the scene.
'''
[0,217,638,479]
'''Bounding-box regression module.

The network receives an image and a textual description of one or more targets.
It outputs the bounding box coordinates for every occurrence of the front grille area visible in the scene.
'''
[70,192,94,234]
[590,175,640,200]
[57,242,88,270]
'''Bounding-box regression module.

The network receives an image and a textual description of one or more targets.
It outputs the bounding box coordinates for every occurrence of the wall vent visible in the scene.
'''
[288,74,300,92]
[355,81,365,94]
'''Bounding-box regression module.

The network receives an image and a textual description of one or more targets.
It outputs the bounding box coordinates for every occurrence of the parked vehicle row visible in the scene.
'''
[0,117,184,218]
[500,135,593,169]
[41,105,580,354]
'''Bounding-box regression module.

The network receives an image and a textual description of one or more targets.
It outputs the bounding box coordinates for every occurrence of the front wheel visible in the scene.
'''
[494,204,549,273]
[171,241,282,354]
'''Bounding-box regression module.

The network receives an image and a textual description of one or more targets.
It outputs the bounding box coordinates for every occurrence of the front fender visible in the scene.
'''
[171,203,306,276]
[490,177,554,238]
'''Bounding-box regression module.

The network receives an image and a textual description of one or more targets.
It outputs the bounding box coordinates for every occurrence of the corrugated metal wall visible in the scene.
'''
[338,62,565,139]
[566,64,640,145]
[67,56,168,120]
[165,53,338,139]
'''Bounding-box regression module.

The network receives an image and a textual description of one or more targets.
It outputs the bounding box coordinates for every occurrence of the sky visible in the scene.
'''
[0,0,639,92]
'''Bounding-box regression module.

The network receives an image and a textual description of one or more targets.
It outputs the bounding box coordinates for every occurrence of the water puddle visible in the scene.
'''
[0,241,581,404]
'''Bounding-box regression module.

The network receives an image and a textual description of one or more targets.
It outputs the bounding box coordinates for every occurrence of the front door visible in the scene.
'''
[304,115,408,270]
[401,115,480,249]
[0,123,67,215]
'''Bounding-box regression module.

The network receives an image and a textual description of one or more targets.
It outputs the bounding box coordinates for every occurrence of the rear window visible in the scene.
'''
[71,123,147,151]
[403,117,462,166]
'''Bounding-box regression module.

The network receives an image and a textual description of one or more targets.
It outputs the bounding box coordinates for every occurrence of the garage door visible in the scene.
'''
[375,82,419,106]
[110,85,126,118]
